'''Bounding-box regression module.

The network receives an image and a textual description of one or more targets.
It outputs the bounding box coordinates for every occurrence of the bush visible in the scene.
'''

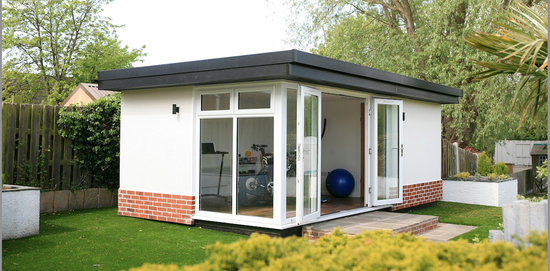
[495,162,509,175]
[477,151,494,176]
[487,173,498,181]
[454,172,470,180]
[128,229,548,271]
[58,93,121,190]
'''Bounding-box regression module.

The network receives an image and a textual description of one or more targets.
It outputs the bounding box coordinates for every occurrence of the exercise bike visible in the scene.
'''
[238,144,274,206]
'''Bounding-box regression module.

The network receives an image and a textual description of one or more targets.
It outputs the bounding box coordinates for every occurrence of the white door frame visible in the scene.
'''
[296,85,322,224]
[372,98,403,206]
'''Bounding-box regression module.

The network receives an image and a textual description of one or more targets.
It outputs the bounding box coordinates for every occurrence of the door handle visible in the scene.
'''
[392,145,404,156]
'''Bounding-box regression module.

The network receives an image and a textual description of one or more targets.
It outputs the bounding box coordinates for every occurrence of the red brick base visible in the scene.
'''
[390,180,442,211]
[118,189,195,225]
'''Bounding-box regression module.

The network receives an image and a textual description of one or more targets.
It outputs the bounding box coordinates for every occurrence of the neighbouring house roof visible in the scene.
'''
[530,144,548,156]
[61,83,115,106]
[98,50,463,104]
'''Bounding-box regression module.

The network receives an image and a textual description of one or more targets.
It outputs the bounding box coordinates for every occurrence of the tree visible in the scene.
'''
[2,0,145,104]
[464,1,547,129]
[286,0,547,152]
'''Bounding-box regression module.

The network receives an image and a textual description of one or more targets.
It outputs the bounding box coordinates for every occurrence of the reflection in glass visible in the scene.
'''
[238,91,271,109]
[303,94,318,215]
[199,118,233,213]
[201,93,230,111]
[286,89,297,218]
[237,117,274,218]
[377,104,399,200]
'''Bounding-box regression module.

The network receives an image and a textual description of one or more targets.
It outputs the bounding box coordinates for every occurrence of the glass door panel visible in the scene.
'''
[373,99,403,205]
[286,89,297,218]
[297,86,321,224]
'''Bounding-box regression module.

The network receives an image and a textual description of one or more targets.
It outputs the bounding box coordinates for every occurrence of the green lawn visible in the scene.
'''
[2,208,246,271]
[406,201,502,242]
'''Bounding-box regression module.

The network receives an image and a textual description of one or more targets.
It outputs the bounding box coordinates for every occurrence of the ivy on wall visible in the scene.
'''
[58,93,121,190]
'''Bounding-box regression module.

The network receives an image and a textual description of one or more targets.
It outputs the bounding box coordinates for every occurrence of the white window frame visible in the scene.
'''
[193,82,285,228]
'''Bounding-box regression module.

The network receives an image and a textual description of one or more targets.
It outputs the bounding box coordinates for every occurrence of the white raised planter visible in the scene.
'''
[442,178,518,207]
[2,185,40,240]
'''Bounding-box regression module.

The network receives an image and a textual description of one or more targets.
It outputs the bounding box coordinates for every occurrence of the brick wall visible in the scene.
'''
[390,180,442,211]
[118,189,195,225]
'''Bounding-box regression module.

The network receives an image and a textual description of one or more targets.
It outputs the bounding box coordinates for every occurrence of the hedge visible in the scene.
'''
[128,229,547,271]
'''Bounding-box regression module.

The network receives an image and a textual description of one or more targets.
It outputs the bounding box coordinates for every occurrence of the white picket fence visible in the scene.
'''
[494,140,547,166]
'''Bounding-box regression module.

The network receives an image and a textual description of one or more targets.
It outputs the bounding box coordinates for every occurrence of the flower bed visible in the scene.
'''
[442,178,518,207]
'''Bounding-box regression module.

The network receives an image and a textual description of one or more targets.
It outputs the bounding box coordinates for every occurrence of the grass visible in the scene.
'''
[406,201,502,242]
[2,208,246,271]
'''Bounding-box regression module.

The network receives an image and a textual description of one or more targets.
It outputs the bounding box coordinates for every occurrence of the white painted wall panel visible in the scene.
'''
[120,86,194,195]
[402,99,441,185]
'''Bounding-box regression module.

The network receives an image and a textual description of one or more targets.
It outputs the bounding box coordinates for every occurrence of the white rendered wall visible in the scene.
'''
[321,98,363,197]
[402,99,441,185]
[2,187,40,240]
[120,86,194,195]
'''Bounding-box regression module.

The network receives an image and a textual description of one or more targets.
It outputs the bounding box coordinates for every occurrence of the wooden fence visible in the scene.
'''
[2,102,91,190]
[441,139,478,178]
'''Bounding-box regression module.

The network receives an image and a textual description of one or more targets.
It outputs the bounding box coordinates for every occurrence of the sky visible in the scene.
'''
[101,0,293,67]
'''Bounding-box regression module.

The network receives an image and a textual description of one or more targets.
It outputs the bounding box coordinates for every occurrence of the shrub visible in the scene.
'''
[499,174,508,180]
[477,151,494,176]
[487,173,498,181]
[454,172,470,180]
[495,162,509,175]
[58,93,121,190]
[128,229,548,271]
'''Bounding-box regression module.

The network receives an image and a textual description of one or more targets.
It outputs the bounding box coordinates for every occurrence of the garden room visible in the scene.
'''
[99,50,461,234]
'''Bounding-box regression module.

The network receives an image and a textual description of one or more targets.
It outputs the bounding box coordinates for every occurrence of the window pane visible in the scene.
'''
[238,91,271,109]
[200,118,233,213]
[286,89,297,218]
[202,93,230,111]
[237,117,274,218]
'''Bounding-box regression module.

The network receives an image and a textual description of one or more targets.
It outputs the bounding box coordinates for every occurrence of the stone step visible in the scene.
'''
[303,211,439,241]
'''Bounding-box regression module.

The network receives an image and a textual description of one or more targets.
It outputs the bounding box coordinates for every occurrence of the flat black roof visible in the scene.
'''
[98,50,462,104]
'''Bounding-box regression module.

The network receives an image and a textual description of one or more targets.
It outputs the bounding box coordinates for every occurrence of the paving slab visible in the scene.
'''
[305,211,477,242]
[420,223,477,242]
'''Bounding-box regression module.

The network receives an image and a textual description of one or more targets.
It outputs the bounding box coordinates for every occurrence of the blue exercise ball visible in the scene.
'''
[326,169,355,198]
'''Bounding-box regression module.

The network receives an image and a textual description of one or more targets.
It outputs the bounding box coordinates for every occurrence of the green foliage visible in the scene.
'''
[464,1,548,129]
[495,162,510,175]
[2,0,146,104]
[287,0,548,153]
[487,173,498,181]
[536,159,548,179]
[129,229,548,271]
[517,194,547,202]
[57,93,121,189]
[477,151,495,176]
[454,172,470,179]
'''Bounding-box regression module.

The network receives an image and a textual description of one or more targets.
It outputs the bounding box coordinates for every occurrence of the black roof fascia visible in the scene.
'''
[98,50,462,104]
